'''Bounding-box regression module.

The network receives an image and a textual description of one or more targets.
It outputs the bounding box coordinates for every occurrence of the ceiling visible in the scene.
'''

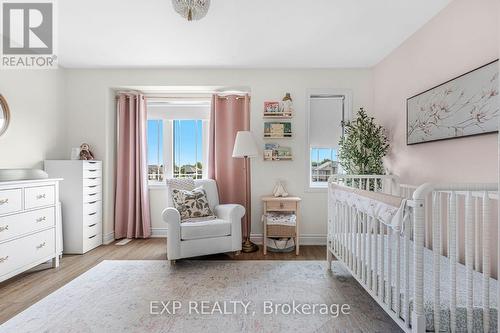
[58,0,452,68]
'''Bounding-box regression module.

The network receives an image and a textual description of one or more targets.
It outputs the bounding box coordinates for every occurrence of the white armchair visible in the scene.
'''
[162,179,244,261]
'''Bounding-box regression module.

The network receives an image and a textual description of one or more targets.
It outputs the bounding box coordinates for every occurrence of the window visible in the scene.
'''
[307,94,346,188]
[173,120,203,179]
[147,100,210,184]
[147,120,164,181]
[310,148,338,184]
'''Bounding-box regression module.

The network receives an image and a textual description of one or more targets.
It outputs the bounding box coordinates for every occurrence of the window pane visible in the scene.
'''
[310,148,338,185]
[173,120,203,179]
[147,120,164,182]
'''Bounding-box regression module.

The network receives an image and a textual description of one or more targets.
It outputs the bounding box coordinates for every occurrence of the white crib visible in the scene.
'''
[327,174,499,333]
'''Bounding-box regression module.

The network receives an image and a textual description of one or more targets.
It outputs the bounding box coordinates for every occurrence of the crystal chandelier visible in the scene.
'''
[172,0,211,21]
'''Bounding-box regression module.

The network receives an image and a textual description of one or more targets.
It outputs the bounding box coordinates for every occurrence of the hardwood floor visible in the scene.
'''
[0,238,326,324]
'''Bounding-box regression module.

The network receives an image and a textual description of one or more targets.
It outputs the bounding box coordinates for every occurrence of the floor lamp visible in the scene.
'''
[232,131,259,253]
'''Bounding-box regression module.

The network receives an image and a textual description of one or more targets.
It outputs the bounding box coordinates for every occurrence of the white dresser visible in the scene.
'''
[0,178,62,283]
[44,160,103,254]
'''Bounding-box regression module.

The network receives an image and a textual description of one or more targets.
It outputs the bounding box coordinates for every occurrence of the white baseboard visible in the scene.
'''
[151,228,168,238]
[108,229,326,244]
[250,233,326,246]
[103,231,115,245]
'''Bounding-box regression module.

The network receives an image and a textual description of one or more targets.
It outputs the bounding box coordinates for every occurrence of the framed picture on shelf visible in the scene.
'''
[264,143,292,161]
[264,101,280,113]
[264,122,292,138]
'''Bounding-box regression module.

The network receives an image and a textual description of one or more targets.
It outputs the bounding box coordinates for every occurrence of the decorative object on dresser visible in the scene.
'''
[407,59,499,145]
[70,147,81,160]
[0,174,62,283]
[44,160,102,254]
[262,196,301,256]
[0,94,10,137]
[79,143,95,160]
[272,180,288,197]
[232,131,259,253]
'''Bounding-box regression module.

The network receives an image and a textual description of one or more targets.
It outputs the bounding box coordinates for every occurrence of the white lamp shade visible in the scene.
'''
[232,131,259,158]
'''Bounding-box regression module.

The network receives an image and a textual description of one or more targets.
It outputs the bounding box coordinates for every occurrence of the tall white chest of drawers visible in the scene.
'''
[0,178,62,283]
[44,160,103,254]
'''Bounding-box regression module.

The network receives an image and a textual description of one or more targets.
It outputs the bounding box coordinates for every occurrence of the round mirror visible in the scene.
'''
[0,95,10,137]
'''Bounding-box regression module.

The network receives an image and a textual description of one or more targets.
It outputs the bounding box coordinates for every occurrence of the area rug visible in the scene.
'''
[0,260,401,333]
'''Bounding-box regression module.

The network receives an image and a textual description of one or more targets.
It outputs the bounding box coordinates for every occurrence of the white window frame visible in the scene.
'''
[305,89,352,192]
[147,103,210,187]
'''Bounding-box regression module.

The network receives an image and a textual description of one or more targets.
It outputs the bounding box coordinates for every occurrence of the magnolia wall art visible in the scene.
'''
[407,60,499,145]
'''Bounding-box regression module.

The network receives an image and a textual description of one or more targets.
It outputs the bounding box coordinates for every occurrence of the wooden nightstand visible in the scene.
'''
[261,196,301,255]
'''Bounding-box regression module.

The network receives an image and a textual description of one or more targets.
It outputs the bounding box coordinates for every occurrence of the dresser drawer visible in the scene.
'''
[266,200,297,212]
[83,177,101,187]
[83,167,102,179]
[84,222,102,238]
[83,200,101,216]
[83,233,102,253]
[0,228,55,277]
[83,190,102,203]
[83,184,101,196]
[25,186,55,210]
[0,189,22,215]
[83,203,102,226]
[83,161,101,170]
[0,207,55,242]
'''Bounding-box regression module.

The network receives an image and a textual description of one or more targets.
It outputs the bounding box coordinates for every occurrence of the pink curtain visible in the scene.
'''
[208,94,250,236]
[114,93,151,239]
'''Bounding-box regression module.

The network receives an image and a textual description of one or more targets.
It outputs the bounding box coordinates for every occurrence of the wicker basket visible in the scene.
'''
[266,224,296,237]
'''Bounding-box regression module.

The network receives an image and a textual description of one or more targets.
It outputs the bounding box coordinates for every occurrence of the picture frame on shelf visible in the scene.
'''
[264,101,280,113]
[264,100,292,118]
[264,143,293,161]
[264,122,292,138]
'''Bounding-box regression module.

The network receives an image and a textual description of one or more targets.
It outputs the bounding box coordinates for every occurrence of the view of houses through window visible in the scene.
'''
[310,148,338,185]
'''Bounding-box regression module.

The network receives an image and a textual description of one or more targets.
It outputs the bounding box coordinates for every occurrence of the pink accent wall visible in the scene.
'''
[373,0,499,185]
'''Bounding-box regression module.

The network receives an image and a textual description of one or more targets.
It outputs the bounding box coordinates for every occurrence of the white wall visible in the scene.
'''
[63,69,373,243]
[0,70,66,169]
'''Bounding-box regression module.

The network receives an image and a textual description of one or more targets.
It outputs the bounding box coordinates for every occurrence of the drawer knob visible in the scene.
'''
[0,225,8,232]
[36,216,46,223]
[280,203,284,209]
[36,194,46,200]
[0,198,8,205]
[36,242,46,250]
[0,256,8,263]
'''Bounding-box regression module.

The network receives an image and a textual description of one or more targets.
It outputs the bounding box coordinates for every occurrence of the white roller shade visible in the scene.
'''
[308,96,344,148]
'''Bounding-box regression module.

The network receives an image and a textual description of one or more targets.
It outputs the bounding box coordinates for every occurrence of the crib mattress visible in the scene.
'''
[332,234,498,332]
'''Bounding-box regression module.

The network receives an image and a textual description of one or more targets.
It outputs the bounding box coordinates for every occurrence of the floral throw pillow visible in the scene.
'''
[171,187,215,222]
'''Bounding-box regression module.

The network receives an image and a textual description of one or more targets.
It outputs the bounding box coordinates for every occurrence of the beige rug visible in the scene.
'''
[0,260,401,333]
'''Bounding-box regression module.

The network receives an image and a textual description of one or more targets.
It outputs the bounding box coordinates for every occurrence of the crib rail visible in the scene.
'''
[328,174,400,195]
[327,179,498,333]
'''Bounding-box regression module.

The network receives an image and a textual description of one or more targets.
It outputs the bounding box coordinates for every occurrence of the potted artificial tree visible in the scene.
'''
[338,107,389,189]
